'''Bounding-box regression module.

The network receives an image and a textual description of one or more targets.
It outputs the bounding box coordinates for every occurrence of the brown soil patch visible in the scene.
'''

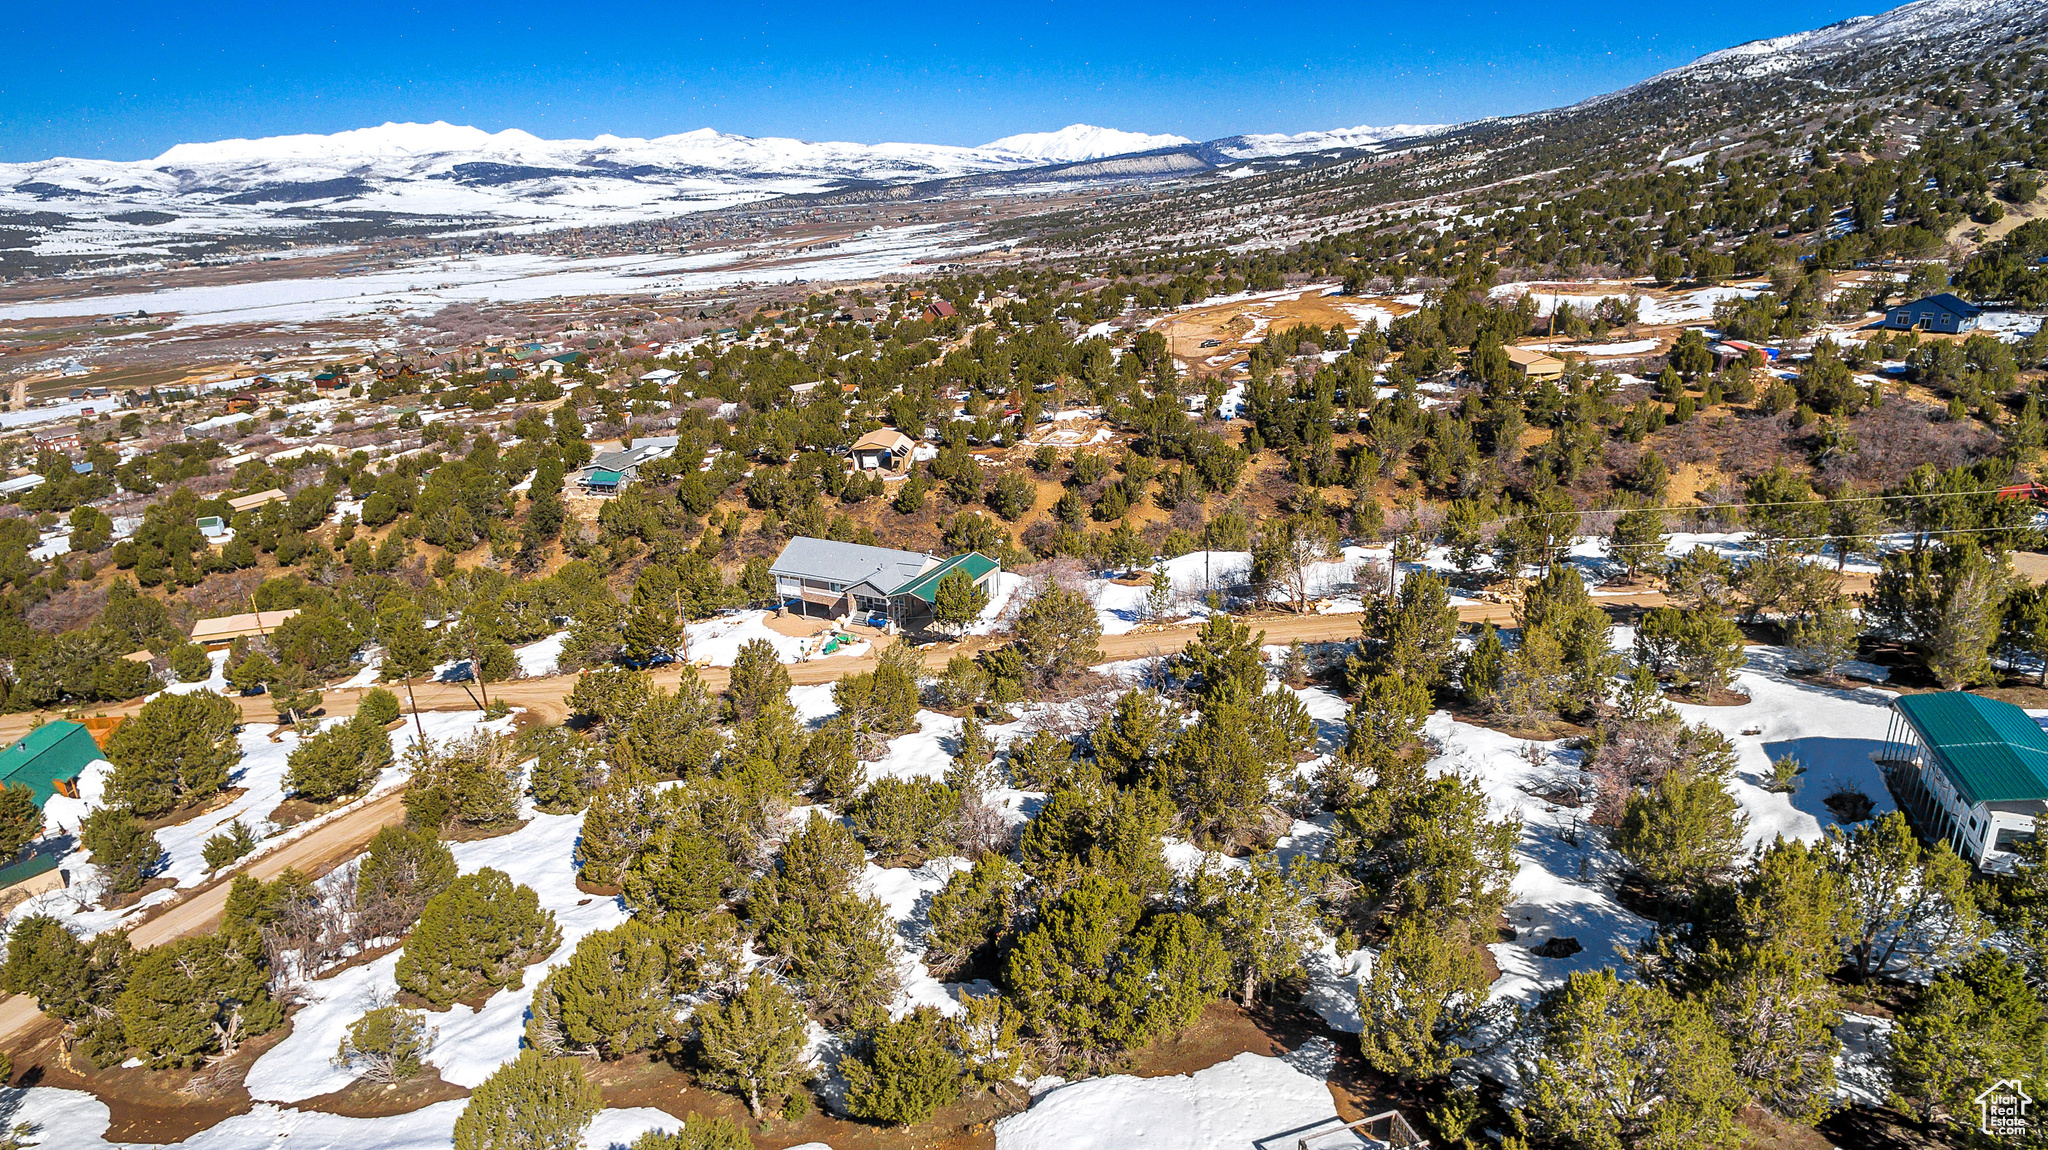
[294,1071,471,1118]
[5,1018,291,1142]
[268,793,368,831]
[438,818,531,844]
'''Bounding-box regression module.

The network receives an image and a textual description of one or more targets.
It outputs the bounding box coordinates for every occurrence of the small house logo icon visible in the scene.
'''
[1977,1078,2033,1138]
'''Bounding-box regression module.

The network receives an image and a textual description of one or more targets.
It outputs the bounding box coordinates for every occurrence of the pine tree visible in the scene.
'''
[104,689,241,818]
[1194,855,1329,1006]
[622,673,723,780]
[378,595,437,744]
[526,919,681,1059]
[357,686,403,726]
[1616,760,1748,900]
[200,819,258,871]
[932,569,991,634]
[79,807,163,895]
[630,1117,751,1150]
[1336,773,1519,941]
[1518,968,1747,1150]
[396,868,560,1009]
[848,777,957,863]
[1608,505,1669,579]
[284,715,393,802]
[527,727,604,814]
[1357,914,1494,1080]
[1092,690,1180,783]
[1350,569,1459,692]
[356,824,457,940]
[116,932,282,1067]
[1890,950,2048,1131]
[452,1048,603,1150]
[1787,603,1860,677]
[723,638,794,725]
[332,1004,435,1082]
[1002,876,1229,1066]
[1837,812,1985,982]
[1696,940,1841,1124]
[924,853,1028,978]
[623,565,683,665]
[1178,614,1267,704]
[1011,587,1102,686]
[0,784,42,860]
[694,973,809,1120]
[844,1006,964,1126]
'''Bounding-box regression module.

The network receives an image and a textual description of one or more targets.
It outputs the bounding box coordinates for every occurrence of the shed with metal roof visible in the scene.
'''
[0,721,104,806]
[1878,692,2048,867]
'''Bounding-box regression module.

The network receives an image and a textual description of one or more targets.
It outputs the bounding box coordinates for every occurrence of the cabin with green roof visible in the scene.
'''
[0,721,103,806]
[1878,692,2048,868]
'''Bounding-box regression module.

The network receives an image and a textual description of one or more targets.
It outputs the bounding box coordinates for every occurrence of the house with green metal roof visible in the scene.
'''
[1878,692,2048,867]
[0,721,104,807]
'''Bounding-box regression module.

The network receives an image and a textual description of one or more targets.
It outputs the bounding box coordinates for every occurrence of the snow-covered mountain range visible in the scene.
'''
[0,118,1436,267]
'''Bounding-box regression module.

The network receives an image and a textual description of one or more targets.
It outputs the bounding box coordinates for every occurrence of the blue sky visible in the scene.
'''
[3,0,1891,162]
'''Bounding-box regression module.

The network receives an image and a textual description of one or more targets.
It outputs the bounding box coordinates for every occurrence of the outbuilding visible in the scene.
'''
[1877,692,2048,869]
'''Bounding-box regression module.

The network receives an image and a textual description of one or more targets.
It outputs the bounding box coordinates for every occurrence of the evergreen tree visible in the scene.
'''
[1349,569,1459,692]
[396,868,560,1009]
[924,853,1028,979]
[1011,587,1102,685]
[104,689,241,817]
[200,819,258,871]
[79,807,163,895]
[1836,812,1984,982]
[844,1006,964,1126]
[452,1048,603,1150]
[932,569,991,634]
[3,914,130,1037]
[1786,602,1860,677]
[404,729,522,830]
[848,777,958,862]
[526,919,684,1059]
[1615,761,1748,900]
[1890,950,2048,1132]
[1633,606,1746,694]
[723,638,794,725]
[1865,544,2004,688]
[378,595,438,743]
[622,673,723,780]
[0,784,42,860]
[1002,876,1229,1067]
[1696,940,1842,1124]
[630,1117,752,1150]
[1017,780,1173,900]
[283,715,393,802]
[694,973,809,1120]
[117,932,282,1067]
[1177,614,1266,704]
[1517,968,1747,1150]
[1608,505,1669,579]
[357,686,403,726]
[1091,690,1180,784]
[1192,855,1329,1006]
[332,1004,435,1082]
[356,824,457,940]
[527,726,604,813]
[623,565,683,665]
[1336,773,1519,941]
[1357,914,1494,1080]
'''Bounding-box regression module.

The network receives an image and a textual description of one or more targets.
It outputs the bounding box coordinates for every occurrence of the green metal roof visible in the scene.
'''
[0,721,103,806]
[891,552,999,605]
[1895,692,2048,806]
[587,469,624,485]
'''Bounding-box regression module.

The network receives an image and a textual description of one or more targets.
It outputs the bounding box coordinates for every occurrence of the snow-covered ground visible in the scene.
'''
[0,1086,695,1150]
[996,1050,1367,1149]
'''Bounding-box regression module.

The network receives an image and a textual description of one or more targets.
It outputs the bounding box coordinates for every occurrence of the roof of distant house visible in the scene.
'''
[851,428,914,453]
[190,608,300,644]
[1894,293,1982,317]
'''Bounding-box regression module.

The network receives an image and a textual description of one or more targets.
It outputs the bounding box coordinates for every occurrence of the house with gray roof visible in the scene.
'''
[576,437,678,495]
[769,537,1001,629]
